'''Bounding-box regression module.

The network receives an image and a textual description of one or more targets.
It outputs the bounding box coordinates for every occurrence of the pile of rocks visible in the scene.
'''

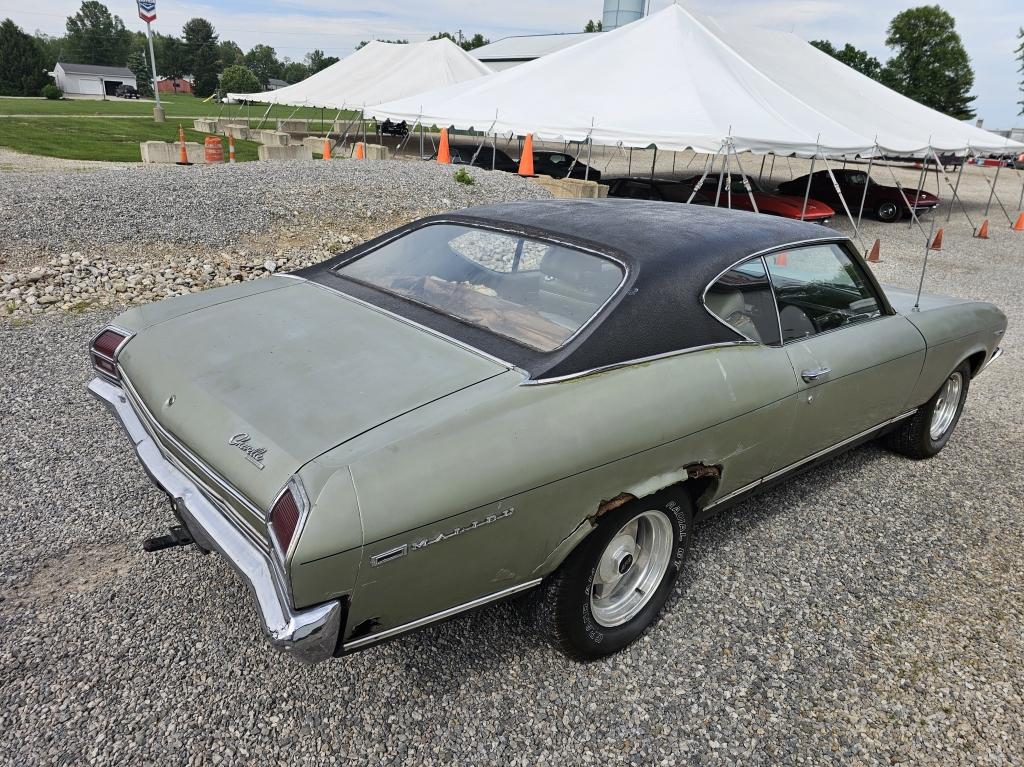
[1,239,356,317]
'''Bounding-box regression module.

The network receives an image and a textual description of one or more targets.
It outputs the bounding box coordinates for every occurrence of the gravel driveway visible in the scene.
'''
[0,156,1022,766]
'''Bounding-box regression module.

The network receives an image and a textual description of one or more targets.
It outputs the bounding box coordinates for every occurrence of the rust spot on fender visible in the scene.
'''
[593,492,637,524]
[685,463,721,481]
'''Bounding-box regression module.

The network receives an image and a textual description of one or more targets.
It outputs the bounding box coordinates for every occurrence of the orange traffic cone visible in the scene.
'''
[175,124,191,166]
[774,251,789,267]
[323,138,331,160]
[1013,212,1024,231]
[355,141,365,160]
[228,134,236,164]
[929,228,943,251]
[518,134,535,176]
[437,128,451,164]
[866,239,881,263]
[975,219,989,239]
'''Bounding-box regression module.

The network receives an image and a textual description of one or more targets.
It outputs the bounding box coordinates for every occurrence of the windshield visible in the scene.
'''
[335,224,624,352]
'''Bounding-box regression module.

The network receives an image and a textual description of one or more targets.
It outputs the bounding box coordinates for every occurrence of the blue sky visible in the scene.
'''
[4,0,1021,126]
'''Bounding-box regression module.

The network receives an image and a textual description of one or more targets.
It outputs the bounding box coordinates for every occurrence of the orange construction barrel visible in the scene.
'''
[204,136,224,164]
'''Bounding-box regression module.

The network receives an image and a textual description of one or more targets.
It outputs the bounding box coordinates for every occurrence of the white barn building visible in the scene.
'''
[51,63,137,98]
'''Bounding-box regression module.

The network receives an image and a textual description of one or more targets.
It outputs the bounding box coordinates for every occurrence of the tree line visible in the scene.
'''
[1,2,1022,118]
[0,1,342,98]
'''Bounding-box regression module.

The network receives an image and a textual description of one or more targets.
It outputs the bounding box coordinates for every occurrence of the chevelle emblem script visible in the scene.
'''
[370,508,515,567]
[228,433,267,470]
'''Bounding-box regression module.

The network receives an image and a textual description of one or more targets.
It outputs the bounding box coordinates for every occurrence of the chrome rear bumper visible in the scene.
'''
[88,376,342,664]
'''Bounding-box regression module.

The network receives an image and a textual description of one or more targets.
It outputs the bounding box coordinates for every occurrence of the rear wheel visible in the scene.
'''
[536,489,693,660]
[876,200,902,222]
[886,362,971,459]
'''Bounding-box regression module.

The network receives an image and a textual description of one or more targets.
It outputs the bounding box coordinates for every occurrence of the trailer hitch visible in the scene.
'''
[143,525,194,552]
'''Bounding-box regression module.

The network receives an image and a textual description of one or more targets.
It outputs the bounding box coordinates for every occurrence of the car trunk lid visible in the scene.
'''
[118,281,509,516]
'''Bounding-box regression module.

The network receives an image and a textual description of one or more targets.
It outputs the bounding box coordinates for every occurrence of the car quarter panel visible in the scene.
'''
[305,345,798,637]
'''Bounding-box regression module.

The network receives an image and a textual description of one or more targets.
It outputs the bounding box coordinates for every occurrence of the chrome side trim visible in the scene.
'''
[343,578,542,652]
[703,408,918,511]
[89,376,342,664]
[978,346,1003,374]
[522,341,757,385]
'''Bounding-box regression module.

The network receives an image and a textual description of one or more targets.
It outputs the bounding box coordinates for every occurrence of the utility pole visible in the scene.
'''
[137,0,164,122]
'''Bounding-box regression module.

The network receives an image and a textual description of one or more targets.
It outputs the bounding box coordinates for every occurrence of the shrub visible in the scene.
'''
[219,65,261,98]
[453,167,475,185]
[41,84,62,100]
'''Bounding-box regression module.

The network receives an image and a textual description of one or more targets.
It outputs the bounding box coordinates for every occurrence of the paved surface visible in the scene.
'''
[0,157,1022,765]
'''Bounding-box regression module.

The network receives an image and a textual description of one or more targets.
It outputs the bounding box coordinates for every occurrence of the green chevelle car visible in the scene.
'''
[89,200,1006,663]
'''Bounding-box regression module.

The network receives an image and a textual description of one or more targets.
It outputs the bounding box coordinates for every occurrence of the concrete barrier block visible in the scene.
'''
[216,118,249,131]
[277,119,309,133]
[140,141,206,164]
[222,125,251,141]
[192,119,217,133]
[303,136,338,154]
[256,130,290,146]
[362,143,392,161]
[530,175,607,199]
[258,144,314,161]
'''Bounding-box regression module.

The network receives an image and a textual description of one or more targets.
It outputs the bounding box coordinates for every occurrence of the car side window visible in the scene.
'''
[705,257,781,346]
[765,243,883,343]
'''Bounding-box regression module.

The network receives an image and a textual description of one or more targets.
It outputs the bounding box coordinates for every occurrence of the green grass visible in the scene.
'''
[0,93,359,122]
[0,116,264,162]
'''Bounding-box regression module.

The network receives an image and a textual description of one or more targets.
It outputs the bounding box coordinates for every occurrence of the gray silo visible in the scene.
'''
[602,0,648,30]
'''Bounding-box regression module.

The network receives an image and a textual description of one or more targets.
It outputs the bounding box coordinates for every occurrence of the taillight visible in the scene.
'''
[91,328,129,380]
[270,485,302,556]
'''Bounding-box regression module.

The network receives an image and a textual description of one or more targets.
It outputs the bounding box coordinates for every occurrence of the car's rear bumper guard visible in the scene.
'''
[88,376,342,664]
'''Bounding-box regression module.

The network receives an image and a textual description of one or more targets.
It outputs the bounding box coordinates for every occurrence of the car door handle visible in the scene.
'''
[801,367,832,383]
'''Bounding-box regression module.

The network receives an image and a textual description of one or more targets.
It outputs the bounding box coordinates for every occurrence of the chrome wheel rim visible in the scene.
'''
[930,372,963,441]
[590,511,674,628]
[879,202,898,220]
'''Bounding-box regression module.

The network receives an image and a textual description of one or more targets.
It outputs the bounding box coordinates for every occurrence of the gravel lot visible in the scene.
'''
[0,151,1022,766]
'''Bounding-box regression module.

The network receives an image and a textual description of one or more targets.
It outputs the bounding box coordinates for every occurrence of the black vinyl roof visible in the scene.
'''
[301,199,845,380]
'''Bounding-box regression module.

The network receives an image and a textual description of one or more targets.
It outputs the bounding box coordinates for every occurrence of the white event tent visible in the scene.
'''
[227,38,493,109]
[367,3,1022,158]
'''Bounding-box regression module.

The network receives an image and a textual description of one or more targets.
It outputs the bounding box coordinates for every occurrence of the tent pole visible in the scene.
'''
[361,110,367,155]
[650,146,658,181]
[585,136,593,181]
[731,144,759,213]
[724,143,733,209]
[786,155,795,179]
[981,155,1011,223]
[1018,165,1024,211]
[420,123,424,158]
[822,152,865,251]
[883,162,927,237]
[628,147,633,175]
[909,148,930,229]
[255,103,273,131]
[769,154,777,184]
[713,149,726,207]
[672,151,677,174]
[931,148,976,231]
[686,144,723,205]
[946,149,966,222]
[800,154,816,221]
[856,153,874,228]
[758,155,766,184]
[491,132,497,171]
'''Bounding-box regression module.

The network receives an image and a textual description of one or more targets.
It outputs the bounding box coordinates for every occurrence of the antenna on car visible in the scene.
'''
[913,149,938,311]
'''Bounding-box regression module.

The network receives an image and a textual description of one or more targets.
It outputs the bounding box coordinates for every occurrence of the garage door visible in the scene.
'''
[78,77,103,95]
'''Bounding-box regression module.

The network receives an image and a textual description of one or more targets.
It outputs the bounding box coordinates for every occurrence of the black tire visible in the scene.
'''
[876,200,902,223]
[536,488,693,660]
[886,362,971,459]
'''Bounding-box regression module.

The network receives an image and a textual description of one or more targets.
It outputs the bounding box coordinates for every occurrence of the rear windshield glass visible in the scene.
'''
[335,224,624,352]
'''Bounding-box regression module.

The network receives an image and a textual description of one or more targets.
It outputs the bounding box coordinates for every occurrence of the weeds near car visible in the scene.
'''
[453,168,475,186]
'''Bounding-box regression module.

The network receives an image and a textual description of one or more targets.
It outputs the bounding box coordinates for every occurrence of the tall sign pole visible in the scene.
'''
[137,0,163,122]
